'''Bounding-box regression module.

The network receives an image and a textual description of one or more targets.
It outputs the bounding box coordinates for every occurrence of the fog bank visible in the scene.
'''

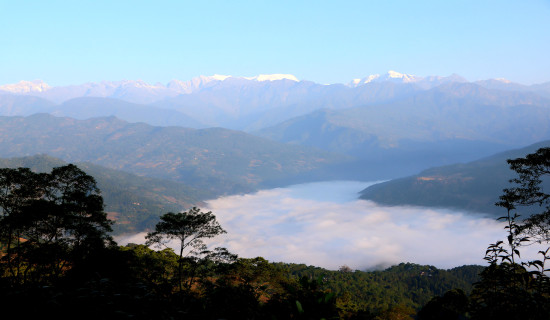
[117,181,531,271]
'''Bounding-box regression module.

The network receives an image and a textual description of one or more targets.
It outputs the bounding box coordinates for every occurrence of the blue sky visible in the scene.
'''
[1,0,549,86]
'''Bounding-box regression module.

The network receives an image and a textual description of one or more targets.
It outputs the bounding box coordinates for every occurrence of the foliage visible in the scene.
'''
[0,154,207,234]
[0,164,113,286]
[468,147,550,319]
[417,288,469,320]
[1,163,527,319]
[274,262,483,319]
[146,207,228,291]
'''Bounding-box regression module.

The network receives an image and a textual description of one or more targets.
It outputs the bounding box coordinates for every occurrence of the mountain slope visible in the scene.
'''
[0,114,348,195]
[154,80,423,130]
[255,83,550,174]
[52,97,204,128]
[359,140,550,215]
[0,154,208,234]
[258,82,550,147]
[0,94,55,116]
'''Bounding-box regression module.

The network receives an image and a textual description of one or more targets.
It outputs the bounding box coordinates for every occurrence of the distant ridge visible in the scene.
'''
[2,71,548,105]
[359,140,550,216]
[0,114,347,196]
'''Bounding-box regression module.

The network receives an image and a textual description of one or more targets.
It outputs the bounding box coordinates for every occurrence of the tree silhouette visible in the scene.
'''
[145,207,226,290]
[0,164,113,285]
[470,147,550,319]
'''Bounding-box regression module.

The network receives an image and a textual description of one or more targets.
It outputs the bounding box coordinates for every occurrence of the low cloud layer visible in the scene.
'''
[117,181,541,271]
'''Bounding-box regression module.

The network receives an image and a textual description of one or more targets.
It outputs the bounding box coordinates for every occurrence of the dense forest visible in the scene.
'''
[1,148,550,319]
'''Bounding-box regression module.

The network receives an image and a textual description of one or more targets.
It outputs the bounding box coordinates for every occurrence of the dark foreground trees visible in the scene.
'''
[145,208,230,290]
[467,147,550,319]
[0,164,113,286]
[9,158,549,319]
[419,147,550,319]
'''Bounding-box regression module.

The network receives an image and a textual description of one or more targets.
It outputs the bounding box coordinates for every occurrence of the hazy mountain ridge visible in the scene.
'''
[0,114,348,196]
[3,71,548,102]
[254,81,550,178]
[1,72,549,132]
[52,97,204,128]
[0,94,56,116]
[0,74,302,104]
[359,140,550,215]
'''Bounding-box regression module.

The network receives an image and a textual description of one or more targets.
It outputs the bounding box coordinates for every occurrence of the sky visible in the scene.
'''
[1,0,550,86]
[117,181,545,271]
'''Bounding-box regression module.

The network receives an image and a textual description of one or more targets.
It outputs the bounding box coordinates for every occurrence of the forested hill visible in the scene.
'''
[281,262,484,314]
[0,154,208,234]
[359,140,550,215]
[0,114,349,196]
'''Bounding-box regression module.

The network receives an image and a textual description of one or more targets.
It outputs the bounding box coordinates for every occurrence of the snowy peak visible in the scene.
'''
[348,71,467,88]
[0,80,51,93]
[167,74,298,94]
[494,78,512,84]
[350,74,380,86]
[349,71,421,87]
[244,74,299,82]
[381,70,421,83]
[167,75,232,94]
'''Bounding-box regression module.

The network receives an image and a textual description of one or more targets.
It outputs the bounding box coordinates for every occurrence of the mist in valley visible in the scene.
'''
[117,180,526,271]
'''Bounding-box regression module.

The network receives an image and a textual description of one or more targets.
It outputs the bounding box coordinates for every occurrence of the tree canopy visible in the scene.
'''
[467,147,550,319]
[0,164,113,285]
[146,207,228,290]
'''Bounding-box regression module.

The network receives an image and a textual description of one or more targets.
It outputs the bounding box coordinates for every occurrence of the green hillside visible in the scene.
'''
[0,114,349,195]
[0,154,208,234]
[359,140,550,216]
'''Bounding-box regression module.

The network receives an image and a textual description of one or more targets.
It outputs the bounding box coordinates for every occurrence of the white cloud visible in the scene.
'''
[116,181,546,271]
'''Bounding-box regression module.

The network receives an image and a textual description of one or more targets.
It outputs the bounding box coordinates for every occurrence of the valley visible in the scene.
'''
[1,72,550,236]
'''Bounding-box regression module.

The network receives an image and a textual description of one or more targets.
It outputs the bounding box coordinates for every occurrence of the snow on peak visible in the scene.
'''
[0,80,51,93]
[245,74,299,82]
[113,79,165,89]
[382,70,421,83]
[196,74,231,82]
[348,74,381,87]
[349,71,424,87]
[387,70,404,78]
[494,78,512,84]
[211,74,231,81]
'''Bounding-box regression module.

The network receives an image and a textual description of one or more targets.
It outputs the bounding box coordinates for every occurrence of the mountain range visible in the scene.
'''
[1,71,550,186]
[2,72,549,133]
[254,82,550,174]
[4,71,548,103]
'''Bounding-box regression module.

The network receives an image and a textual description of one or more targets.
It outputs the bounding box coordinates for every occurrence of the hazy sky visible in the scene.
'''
[1,0,549,86]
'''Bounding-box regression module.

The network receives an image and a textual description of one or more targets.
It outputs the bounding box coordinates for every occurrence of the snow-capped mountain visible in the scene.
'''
[244,74,299,82]
[349,71,420,87]
[1,72,548,127]
[167,75,232,94]
[167,74,299,94]
[0,74,303,104]
[348,71,467,88]
[0,80,51,93]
